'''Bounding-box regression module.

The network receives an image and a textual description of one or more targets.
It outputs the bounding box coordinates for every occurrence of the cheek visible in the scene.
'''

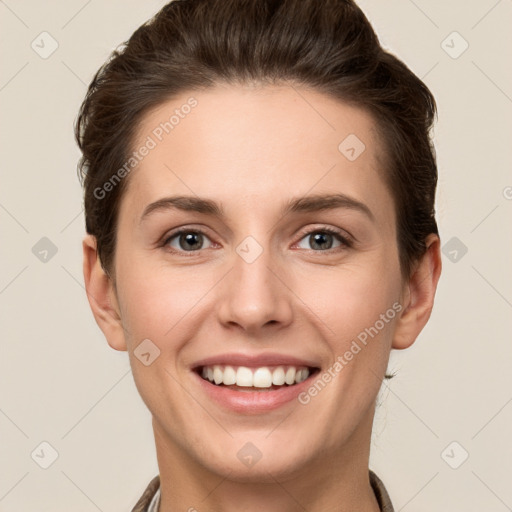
[295,261,401,336]
[115,266,203,413]
[115,261,213,346]
[291,262,402,397]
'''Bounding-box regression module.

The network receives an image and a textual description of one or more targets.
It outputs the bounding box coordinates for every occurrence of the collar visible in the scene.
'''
[132,470,394,511]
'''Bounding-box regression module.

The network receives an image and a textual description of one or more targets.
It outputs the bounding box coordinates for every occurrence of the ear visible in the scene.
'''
[392,233,442,350]
[82,234,127,351]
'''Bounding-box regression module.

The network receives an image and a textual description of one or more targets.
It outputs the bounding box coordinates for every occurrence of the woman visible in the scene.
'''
[76,0,442,510]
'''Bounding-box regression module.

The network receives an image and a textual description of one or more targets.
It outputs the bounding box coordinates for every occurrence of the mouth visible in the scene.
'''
[194,364,321,392]
[190,353,322,413]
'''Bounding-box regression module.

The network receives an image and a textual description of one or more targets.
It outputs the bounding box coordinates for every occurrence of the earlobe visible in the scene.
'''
[82,234,127,352]
[392,234,442,350]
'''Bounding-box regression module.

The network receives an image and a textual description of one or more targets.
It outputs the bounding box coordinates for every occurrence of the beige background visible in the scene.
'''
[1,1,511,510]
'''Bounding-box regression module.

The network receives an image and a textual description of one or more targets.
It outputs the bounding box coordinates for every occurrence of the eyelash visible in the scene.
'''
[161,226,353,256]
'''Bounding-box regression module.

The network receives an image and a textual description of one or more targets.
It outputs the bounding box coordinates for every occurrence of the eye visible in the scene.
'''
[161,226,352,255]
[295,227,351,251]
[164,229,214,253]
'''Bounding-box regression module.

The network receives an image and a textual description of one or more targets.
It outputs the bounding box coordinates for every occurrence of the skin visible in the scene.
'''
[83,83,441,512]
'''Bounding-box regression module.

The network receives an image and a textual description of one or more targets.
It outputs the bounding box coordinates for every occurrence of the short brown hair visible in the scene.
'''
[76,0,438,279]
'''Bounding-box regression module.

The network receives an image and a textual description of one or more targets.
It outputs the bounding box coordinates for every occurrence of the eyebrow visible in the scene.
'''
[140,193,375,223]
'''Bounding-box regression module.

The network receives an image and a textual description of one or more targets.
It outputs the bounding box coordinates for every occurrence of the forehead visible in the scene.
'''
[121,83,393,224]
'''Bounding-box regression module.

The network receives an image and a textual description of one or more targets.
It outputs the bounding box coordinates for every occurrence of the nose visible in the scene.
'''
[216,239,293,335]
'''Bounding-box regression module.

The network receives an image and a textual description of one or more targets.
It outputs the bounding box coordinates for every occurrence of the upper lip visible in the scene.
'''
[192,353,321,370]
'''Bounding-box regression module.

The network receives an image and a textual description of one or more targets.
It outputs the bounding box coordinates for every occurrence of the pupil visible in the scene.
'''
[178,232,333,251]
[311,232,332,250]
[181,232,202,251]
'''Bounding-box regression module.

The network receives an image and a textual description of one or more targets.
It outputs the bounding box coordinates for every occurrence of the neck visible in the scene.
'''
[153,406,381,512]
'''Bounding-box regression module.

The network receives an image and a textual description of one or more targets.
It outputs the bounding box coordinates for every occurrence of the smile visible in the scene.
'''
[192,362,320,413]
[198,364,314,390]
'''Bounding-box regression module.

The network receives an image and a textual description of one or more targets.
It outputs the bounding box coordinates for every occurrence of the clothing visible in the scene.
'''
[131,470,394,511]
[147,484,160,512]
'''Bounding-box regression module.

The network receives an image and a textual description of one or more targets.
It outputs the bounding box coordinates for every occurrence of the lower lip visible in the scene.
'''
[192,370,318,414]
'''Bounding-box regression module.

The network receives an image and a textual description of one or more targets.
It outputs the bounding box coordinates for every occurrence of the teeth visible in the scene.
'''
[253,367,273,388]
[213,366,223,385]
[285,367,296,385]
[223,365,236,385]
[236,366,254,387]
[200,365,311,388]
[272,366,286,385]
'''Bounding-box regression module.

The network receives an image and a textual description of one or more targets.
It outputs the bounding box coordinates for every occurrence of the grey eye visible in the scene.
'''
[167,231,213,252]
[296,231,343,251]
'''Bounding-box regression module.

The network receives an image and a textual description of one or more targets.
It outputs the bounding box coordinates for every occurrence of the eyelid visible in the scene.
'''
[292,225,354,250]
[161,224,354,254]
[161,225,216,255]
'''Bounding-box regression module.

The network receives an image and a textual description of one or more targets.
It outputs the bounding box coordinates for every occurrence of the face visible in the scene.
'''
[99,84,409,481]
